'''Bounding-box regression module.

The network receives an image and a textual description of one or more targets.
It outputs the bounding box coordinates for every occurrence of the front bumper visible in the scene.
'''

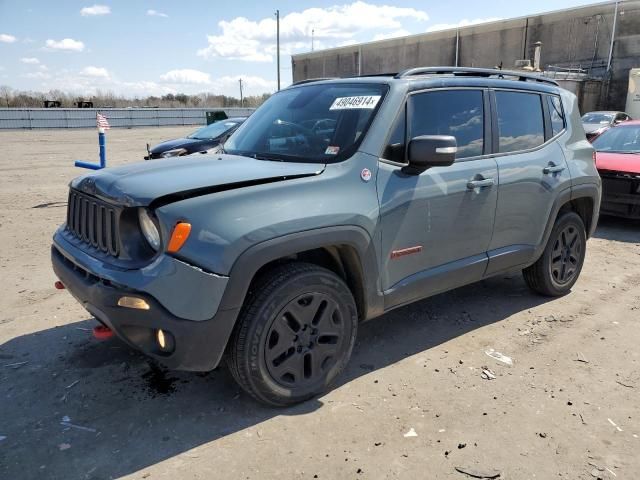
[600,173,640,219]
[51,241,239,371]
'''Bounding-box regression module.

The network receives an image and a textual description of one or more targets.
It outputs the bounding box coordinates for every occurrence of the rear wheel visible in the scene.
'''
[227,262,357,406]
[523,211,586,296]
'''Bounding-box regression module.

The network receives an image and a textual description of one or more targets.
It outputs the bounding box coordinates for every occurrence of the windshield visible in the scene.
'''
[582,113,613,124]
[592,125,640,153]
[188,120,240,140]
[224,83,388,163]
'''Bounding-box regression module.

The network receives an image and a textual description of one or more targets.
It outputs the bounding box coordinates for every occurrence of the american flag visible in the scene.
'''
[96,112,110,130]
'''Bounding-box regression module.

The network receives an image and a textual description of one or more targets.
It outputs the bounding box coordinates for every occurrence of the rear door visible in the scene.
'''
[377,88,498,307]
[486,90,572,275]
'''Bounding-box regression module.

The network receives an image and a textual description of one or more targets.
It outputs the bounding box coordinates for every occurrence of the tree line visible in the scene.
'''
[0,86,271,108]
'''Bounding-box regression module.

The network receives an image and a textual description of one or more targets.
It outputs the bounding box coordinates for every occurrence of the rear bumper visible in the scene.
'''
[51,243,239,371]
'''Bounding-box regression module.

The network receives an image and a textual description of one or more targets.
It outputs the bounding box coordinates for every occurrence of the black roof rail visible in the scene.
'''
[394,67,559,86]
[290,77,337,86]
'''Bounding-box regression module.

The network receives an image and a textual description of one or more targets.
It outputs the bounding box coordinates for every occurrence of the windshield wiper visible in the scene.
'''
[251,152,287,162]
[599,150,640,154]
[223,147,284,162]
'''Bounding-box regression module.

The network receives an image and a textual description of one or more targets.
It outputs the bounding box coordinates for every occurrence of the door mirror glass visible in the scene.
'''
[406,135,457,172]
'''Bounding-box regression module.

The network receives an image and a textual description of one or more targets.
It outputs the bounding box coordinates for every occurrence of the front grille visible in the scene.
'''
[66,189,120,256]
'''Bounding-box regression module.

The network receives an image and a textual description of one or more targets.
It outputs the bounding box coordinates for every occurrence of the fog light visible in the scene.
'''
[156,329,175,353]
[117,296,150,310]
[157,329,166,349]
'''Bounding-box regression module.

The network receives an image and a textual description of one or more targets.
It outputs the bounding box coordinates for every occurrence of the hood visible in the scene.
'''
[596,151,640,175]
[583,123,609,134]
[149,137,204,153]
[71,154,325,207]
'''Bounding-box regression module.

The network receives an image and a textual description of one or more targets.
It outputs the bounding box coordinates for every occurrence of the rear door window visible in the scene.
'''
[495,91,545,153]
[409,90,484,159]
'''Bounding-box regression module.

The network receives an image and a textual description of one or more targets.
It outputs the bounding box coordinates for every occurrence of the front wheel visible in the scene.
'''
[226,262,358,406]
[523,211,587,296]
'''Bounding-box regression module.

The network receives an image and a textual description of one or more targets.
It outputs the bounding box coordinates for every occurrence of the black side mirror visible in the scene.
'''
[406,135,457,173]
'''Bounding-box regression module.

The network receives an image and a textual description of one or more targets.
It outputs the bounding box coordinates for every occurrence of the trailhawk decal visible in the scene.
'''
[329,95,381,110]
[390,246,423,259]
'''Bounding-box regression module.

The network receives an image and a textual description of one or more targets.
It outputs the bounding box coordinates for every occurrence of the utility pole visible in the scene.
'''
[239,78,244,107]
[607,0,619,73]
[275,9,280,91]
[312,28,315,52]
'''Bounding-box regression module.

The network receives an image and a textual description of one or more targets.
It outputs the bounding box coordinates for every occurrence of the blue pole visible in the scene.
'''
[99,129,106,168]
[75,127,107,170]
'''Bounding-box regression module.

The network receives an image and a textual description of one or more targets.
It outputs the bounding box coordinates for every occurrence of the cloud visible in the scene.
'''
[0,33,17,43]
[81,66,109,78]
[372,29,411,41]
[80,5,111,16]
[20,57,40,64]
[158,69,277,94]
[197,1,429,62]
[119,80,176,96]
[45,38,85,52]
[426,17,502,32]
[147,9,169,18]
[212,75,278,95]
[23,71,51,79]
[160,69,211,85]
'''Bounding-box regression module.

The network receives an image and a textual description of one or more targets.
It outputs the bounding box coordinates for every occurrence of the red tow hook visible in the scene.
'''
[92,325,114,340]
[54,281,65,290]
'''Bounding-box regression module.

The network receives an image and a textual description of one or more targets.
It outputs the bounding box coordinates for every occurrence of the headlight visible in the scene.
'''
[161,148,188,158]
[138,208,161,251]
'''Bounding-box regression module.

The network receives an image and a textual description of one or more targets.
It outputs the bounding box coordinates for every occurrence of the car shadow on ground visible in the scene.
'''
[593,215,640,243]
[0,273,553,479]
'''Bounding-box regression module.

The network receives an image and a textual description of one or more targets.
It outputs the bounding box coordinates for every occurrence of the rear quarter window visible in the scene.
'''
[547,95,566,136]
[495,91,545,153]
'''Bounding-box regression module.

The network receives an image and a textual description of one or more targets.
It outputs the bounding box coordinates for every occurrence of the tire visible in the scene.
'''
[523,211,587,296]
[226,262,358,406]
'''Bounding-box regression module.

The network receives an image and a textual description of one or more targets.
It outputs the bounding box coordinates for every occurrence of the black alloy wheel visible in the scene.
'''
[227,262,357,406]
[549,223,583,285]
[523,211,587,296]
[265,292,345,388]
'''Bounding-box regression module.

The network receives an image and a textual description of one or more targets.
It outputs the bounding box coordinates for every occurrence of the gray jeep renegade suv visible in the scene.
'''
[52,67,601,406]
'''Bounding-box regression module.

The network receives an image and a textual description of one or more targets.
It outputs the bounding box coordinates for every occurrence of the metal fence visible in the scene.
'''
[0,107,255,129]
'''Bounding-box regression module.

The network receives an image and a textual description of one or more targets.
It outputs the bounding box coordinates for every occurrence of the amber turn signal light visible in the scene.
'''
[167,222,191,253]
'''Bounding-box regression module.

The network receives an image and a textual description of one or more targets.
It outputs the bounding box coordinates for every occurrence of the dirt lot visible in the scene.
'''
[1,127,639,480]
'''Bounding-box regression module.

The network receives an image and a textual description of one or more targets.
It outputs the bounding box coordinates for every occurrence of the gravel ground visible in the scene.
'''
[1,127,639,480]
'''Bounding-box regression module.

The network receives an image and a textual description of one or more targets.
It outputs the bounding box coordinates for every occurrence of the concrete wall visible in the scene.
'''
[0,107,255,130]
[292,1,640,111]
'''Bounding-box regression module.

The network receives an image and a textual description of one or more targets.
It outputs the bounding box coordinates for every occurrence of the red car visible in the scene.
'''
[592,120,640,219]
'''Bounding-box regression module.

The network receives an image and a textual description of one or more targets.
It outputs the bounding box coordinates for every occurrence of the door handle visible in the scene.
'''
[467,178,495,189]
[543,164,566,174]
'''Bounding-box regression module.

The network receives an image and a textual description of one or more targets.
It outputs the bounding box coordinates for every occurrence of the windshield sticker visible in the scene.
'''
[329,95,381,110]
[325,146,340,155]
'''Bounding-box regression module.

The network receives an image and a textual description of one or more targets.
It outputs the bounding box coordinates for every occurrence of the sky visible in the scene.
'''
[0,0,607,98]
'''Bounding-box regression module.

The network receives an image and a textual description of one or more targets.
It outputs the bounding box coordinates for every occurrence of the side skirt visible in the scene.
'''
[383,254,488,311]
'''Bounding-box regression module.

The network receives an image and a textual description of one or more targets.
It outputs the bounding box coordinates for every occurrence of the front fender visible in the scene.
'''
[217,225,384,321]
